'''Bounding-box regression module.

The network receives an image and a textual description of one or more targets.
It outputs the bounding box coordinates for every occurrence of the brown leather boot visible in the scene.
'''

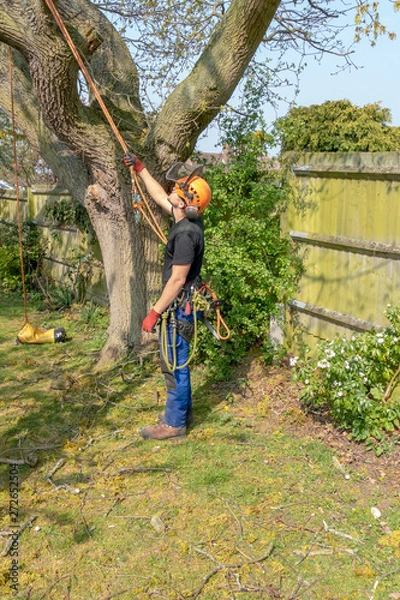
[158,409,194,428]
[140,422,186,440]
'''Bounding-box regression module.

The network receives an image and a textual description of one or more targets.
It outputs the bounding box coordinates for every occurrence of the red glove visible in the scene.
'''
[142,309,160,332]
[123,152,145,173]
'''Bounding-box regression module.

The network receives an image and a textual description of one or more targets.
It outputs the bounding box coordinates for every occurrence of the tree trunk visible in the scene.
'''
[84,183,148,364]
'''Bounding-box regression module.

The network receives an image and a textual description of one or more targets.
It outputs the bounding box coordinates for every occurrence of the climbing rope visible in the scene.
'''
[43,0,167,244]
[160,305,201,373]
[8,47,67,345]
[130,171,167,244]
[8,47,28,325]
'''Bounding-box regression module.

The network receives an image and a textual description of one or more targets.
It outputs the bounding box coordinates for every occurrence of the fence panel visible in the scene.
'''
[284,151,400,350]
[0,185,107,304]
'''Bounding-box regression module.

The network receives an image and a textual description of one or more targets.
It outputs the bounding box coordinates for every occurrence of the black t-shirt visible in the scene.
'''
[162,217,204,287]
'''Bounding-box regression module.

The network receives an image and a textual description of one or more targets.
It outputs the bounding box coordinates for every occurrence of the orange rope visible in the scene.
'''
[199,284,231,340]
[8,47,29,324]
[43,0,167,244]
[132,176,167,244]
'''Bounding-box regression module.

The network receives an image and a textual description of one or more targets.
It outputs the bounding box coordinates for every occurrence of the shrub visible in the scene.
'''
[293,305,400,455]
[197,123,302,377]
[0,220,47,291]
[274,100,400,152]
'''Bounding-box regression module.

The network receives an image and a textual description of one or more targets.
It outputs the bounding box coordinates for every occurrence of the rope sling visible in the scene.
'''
[18,0,230,360]
[9,46,66,345]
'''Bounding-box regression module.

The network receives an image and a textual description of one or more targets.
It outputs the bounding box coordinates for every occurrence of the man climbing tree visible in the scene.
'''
[0,0,391,363]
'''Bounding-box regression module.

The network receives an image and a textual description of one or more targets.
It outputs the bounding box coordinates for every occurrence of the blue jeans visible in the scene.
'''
[160,308,197,429]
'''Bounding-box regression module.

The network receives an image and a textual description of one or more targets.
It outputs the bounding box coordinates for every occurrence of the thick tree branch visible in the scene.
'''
[146,0,281,167]
[0,0,146,172]
[0,44,89,198]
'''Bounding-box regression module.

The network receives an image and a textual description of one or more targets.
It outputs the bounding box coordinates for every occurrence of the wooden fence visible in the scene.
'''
[283,151,400,351]
[0,185,107,304]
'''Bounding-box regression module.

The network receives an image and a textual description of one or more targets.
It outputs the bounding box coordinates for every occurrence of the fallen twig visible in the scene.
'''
[0,444,62,457]
[1,516,37,556]
[0,529,14,536]
[323,520,363,544]
[46,458,65,480]
[189,544,274,599]
[38,574,71,600]
[79,430,124,451]
[46,459,80,494]
[294,527,324,565]
[79,492,94,539]
[104,496,125,518]
[109,515,151,519]
[368,568,400,600]
[0,455,36,466]
[294,547,358,558]
[118,466,172,474]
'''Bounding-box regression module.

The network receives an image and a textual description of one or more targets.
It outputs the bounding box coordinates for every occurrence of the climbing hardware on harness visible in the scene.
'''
[159,283,231,372]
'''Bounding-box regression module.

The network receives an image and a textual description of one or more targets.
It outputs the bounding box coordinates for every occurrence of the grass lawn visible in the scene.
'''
[0,291,399,599]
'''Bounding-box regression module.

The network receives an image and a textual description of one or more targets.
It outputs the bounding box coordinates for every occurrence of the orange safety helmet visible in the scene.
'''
[166,162,211,219]
[174,175,211,218]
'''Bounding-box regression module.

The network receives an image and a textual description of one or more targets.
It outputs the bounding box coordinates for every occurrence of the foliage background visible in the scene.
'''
[274,100,400,152]
[0,221,47,292]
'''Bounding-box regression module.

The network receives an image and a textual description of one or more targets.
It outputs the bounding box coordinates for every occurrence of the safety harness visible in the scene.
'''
[160,281,231,372]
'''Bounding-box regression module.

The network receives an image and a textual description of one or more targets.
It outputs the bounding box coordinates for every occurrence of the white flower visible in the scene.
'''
[377,337,384,344]
[317,359,330,369]
[345,361,350,370]
[325,349,336,358]
[337,391,343,397]
[289,356,299,367]
[304,379,309,384]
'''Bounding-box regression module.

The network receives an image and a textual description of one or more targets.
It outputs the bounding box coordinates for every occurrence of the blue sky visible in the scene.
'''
[197,2,400,151]
[293,13,400,124]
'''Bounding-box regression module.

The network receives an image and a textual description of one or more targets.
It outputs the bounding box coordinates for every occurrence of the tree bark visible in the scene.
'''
[0,0,281,364]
